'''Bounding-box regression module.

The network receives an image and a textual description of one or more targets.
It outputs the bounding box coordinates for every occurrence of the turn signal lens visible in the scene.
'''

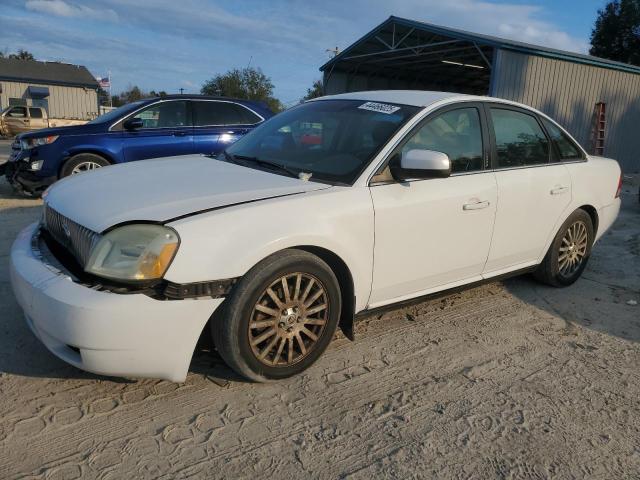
[615,173,622,198]
[138,242,179,279]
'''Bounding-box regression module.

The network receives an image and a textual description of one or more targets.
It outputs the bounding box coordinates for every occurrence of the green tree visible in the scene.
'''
[590,0,640,66]
[8,49,35,60]
[301,79,324,102]
[201,67,283,112]
[97,86,110,107]
[121,85,146,103]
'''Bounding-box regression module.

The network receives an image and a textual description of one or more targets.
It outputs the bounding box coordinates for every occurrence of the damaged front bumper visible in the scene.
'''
[4,153,56,196]
[9,222,224,382]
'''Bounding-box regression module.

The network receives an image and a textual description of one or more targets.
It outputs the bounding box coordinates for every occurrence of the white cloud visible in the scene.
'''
[8,0,589,101]
[25,0,118,22]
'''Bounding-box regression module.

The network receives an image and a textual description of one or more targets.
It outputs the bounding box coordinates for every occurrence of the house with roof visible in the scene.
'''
[0,58,99,120]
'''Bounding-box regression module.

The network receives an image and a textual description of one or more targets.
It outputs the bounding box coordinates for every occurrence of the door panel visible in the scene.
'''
[483,105,573,274]
[28,108,48,130]
[3,106,30,134]
[369,172,498,306]
[484,164,572,272]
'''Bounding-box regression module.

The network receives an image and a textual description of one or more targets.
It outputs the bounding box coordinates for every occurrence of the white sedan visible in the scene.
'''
[10,91,622,382]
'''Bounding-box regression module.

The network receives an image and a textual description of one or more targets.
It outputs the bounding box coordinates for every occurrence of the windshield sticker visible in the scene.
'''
[358,102,401,114]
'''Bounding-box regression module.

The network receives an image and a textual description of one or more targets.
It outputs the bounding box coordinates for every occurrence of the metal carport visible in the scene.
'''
[320,16,640,172]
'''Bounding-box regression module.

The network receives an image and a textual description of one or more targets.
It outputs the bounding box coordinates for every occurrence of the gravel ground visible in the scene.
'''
[0,145,639,478]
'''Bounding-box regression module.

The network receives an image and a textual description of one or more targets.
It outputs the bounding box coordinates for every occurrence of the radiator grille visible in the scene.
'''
[43,204,102,266]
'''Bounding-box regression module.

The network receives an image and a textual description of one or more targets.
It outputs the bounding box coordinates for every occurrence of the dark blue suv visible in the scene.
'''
[3,95,273,195]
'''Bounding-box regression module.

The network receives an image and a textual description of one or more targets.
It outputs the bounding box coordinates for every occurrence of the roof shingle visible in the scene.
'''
[0,58,98,88]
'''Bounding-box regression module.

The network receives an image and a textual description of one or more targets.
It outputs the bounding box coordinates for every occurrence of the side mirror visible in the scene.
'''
[123,117,144,130]
[390,149,451,181]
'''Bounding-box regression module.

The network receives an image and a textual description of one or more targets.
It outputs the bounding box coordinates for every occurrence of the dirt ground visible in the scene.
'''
[0,142,639,479]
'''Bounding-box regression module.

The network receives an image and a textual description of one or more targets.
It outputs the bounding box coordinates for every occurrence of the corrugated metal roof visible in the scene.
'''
[0,58,98,88]
[320,16,640,75]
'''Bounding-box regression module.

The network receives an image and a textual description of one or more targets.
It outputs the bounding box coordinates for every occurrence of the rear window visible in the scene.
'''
[193,101,262,126]
[29,108,43,118]
[542,118,583,161]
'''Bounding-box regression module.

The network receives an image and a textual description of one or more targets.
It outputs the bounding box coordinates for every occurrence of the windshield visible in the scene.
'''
[226,99,420,184]
[87,100,146,124]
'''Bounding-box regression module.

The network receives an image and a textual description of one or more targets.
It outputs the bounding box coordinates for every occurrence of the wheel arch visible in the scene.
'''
[289,245,356,341]
[578,204,599,235]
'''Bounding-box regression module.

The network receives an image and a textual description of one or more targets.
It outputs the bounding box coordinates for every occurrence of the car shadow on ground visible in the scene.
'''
[503,197,640,345]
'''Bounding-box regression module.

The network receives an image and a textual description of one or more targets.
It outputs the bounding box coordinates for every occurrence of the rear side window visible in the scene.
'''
[402,107,484,173]
[541,118,582,161]
[132,101,189,128]
[29,108,43,118]
[490,108,550,168]
[193,101,262,126]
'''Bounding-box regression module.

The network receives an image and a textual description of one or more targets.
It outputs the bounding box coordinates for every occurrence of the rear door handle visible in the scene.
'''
[463,200,490,211]
[172,131,188,137]
[550,186,569,195]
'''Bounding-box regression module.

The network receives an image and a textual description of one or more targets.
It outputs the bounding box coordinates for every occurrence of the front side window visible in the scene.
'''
[193,101,261,126]
[490,108,550,168]
[541,118,582,161]
[7,107,26,118]
[226,100,419,184]
[132,101,189,128]
[401,107,484,173]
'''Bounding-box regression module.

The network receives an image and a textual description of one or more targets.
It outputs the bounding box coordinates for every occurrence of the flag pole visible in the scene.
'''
[108,70,112,107]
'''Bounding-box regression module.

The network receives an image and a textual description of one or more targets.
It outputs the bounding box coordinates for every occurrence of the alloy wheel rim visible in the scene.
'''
[71,161,102,174]
[558,220,588,277]
[248,272,329,367]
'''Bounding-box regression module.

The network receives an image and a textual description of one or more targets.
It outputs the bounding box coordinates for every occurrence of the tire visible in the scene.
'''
[60,153,110,178]
[534,209,594,287]
[211,249,341,382]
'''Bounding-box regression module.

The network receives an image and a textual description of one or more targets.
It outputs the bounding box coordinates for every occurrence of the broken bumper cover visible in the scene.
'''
[4,159,56,195]
[9,222,223,382]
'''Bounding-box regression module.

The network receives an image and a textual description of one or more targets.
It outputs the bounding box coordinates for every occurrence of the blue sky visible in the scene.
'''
[0,0,607,106]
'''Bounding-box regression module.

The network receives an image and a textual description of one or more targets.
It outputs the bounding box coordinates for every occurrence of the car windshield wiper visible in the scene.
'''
[232,154,300,179]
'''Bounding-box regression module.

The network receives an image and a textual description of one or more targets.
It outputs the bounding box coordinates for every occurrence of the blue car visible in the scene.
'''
[3,95,273,195]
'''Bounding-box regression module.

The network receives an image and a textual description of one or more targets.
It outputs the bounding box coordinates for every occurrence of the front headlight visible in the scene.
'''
[85,224,179,282]
[21,135,59,150]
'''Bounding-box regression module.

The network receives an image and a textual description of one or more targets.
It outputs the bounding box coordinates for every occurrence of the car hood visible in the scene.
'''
[45,155,330,232]
[21,123,105,138]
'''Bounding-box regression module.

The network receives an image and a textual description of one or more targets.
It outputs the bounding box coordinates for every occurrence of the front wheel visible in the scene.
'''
[60,153,110,178]
[211,249,341,382]
[534,209,594,287]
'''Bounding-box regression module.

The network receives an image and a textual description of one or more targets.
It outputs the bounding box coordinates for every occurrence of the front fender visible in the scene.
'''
[165,186,375,312]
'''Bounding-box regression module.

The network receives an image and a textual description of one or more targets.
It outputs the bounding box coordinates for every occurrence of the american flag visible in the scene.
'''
[96,76,110,89]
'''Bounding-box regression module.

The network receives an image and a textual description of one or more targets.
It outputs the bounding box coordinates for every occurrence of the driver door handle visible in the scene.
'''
[463,200,490,211]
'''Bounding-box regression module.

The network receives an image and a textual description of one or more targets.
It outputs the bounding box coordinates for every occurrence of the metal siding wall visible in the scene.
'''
[0,80,97,119]
[493,49,640,172]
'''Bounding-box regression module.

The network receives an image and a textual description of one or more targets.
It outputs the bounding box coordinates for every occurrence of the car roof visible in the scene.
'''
[311,90,467,107]
[137,95,273,114]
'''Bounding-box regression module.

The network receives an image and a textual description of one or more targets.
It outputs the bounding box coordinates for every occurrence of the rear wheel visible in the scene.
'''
[60,153,110,178]
[211,249,341,381]
[534,209,594,287]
